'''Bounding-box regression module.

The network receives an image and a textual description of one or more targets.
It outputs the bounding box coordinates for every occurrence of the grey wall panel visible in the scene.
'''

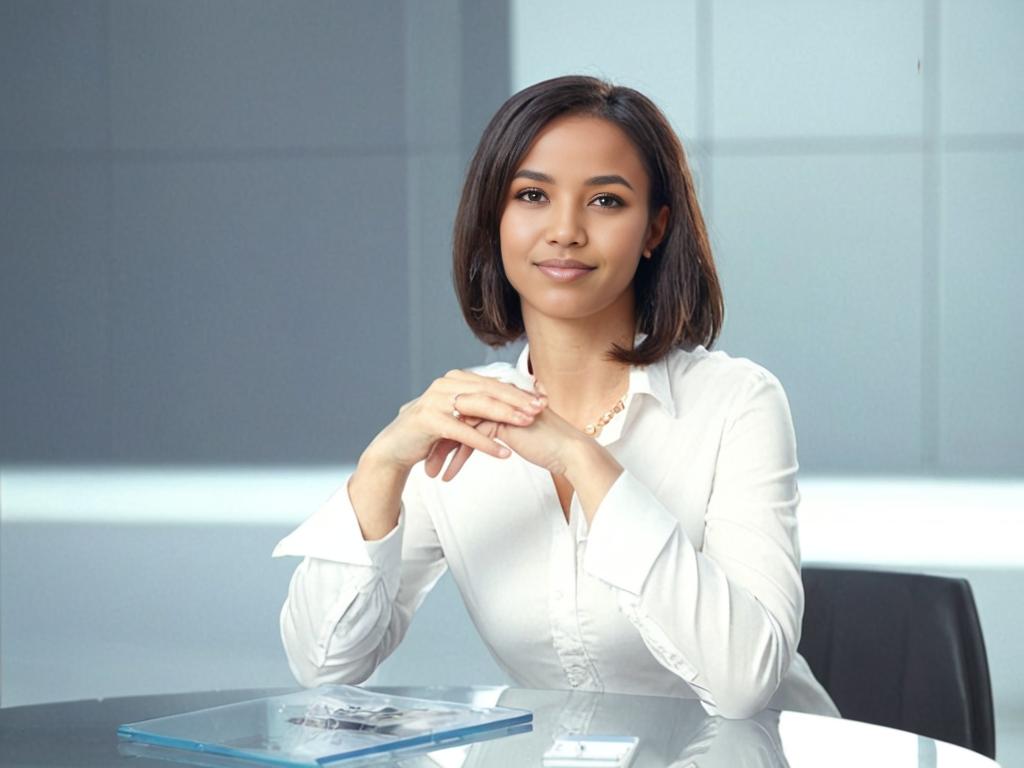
[0,0,512,464]
[108,0,405,151]
[459,0,512,155]
[404,0,462,151]
[0,0,108,151]
[402,0,488,394]
[0,161,112,461]
[406,151,487,394]
[109,155,409,462]
[939,152,1024,474]
[710,154,924,473]
[941,0,1024,135]
[712,0,923,138]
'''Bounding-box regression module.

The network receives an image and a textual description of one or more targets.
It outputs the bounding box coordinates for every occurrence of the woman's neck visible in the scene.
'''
[522,307,636,431]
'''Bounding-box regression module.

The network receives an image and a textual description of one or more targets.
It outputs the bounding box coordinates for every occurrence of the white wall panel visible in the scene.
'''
[939,152,1024,473]
[713,0,924,138]
[941,0,1024,135]
[511,0,699,139]
[711,153,924,472]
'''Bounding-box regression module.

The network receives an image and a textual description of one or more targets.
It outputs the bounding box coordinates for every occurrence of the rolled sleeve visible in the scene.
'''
[583,471,678,595]
[273,484,404,572]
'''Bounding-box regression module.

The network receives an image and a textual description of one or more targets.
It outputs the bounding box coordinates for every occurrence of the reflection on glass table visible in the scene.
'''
[0,686,1001,768]
[376,686,998,768]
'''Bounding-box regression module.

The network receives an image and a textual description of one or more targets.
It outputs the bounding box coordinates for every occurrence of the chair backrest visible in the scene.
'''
[798,567,995,758]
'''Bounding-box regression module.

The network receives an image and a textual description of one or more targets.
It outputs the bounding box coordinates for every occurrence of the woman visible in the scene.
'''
[274,76,838,720]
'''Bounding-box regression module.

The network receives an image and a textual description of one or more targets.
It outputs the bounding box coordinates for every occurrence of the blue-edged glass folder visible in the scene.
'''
[117,685,533,766]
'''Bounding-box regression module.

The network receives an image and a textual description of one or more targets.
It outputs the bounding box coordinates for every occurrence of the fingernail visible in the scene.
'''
[499,446,511,457]
[531,398,544,407]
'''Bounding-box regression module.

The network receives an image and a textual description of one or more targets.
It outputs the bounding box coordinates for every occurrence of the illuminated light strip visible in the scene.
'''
[0,466,354,526]
[796,476,1024,568]
[2,467,1022,567]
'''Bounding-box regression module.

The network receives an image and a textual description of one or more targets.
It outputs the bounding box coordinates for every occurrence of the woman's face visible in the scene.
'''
[498,114,668,324]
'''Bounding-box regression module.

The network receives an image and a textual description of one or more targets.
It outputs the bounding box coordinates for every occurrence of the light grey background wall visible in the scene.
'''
[512,0,1024,477]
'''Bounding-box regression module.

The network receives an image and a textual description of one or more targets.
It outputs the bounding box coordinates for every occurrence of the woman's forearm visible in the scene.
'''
[563,437,624,524]
[348,448,411,540]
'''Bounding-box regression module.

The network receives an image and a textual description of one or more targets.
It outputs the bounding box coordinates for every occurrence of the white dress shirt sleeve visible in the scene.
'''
[583,370,803,719]
[272,467,446,688]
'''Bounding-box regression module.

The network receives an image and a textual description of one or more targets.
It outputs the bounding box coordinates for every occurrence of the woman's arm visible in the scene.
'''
[276,464,446,687]
[495,370,803,718]
[586,373,802,718]
[275,368,546,686]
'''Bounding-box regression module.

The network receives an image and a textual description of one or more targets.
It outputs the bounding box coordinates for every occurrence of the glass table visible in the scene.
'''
[0,686,1001,767]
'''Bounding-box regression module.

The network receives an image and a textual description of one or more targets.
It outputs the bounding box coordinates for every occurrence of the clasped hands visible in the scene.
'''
[368,369,586,483]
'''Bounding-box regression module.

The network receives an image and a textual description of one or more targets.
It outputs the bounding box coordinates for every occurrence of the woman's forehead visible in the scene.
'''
[514,115,648,183]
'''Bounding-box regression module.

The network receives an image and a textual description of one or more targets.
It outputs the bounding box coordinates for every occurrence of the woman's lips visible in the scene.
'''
[535,261,595,281]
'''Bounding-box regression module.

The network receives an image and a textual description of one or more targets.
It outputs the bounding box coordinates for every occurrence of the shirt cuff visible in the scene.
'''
[272,484,404,570]
[583,470,678,595]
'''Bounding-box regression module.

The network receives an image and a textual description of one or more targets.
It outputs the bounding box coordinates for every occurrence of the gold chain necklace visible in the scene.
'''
[584,395,627,436]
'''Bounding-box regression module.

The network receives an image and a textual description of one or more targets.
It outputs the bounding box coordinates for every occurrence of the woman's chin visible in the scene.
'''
[520,293,629,324]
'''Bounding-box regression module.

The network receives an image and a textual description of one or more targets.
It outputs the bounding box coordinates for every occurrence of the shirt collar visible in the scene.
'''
[514,334,677,421]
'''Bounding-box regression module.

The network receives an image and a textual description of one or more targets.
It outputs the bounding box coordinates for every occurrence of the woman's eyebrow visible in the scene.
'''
[512,169,635,191]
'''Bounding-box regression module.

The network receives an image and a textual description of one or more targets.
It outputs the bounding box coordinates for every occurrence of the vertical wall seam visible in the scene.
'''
[403,1,422,398]
[101,0,115,460]
[922,0,942,472]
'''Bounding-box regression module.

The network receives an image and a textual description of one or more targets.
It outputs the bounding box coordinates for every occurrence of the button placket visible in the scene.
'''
[548,505,610,691]
[548,515,593,688]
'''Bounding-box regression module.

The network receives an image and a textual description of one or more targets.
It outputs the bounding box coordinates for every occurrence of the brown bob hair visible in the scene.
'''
[452,75,723,366]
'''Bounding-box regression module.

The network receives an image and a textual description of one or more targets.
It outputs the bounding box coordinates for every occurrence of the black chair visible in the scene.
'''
[798,567,996,758]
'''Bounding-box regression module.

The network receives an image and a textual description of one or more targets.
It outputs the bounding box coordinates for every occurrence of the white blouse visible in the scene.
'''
[273,342,839,720]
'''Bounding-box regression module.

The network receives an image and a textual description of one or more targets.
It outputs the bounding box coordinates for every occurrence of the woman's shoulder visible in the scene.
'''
[661,344,789,412]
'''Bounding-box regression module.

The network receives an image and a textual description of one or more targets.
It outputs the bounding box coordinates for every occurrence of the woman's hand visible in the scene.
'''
[362,369,547,476]
[435,383,587,481]
[493,404,586,476]
[444,391,623,522]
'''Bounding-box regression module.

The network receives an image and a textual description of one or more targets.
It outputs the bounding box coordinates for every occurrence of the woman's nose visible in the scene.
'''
[545,204,587,248]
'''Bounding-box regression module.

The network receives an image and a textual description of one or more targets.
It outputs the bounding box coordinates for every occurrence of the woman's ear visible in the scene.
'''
[643,205,670,258]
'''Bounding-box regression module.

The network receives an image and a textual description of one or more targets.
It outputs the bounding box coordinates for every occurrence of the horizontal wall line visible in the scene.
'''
[0,144,464,164]
[699,136,926,155]
[943,134,1024,152]
[3,134,1024,164]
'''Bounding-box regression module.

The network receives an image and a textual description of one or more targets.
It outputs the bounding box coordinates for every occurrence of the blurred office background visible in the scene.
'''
[1,0,1021,763]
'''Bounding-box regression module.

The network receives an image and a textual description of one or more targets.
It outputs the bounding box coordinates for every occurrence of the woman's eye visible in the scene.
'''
[516,188,546,203]
[592,194,623,208]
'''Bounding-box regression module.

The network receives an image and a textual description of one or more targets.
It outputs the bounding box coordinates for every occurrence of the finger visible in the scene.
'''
[442,370,546,412]
[442,442,475,482]
[424,438,458,477]
[437,391,539,428]
[434,414,511,460]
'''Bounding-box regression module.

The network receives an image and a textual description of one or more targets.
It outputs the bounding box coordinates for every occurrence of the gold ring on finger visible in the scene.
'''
[451,392,465,420]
